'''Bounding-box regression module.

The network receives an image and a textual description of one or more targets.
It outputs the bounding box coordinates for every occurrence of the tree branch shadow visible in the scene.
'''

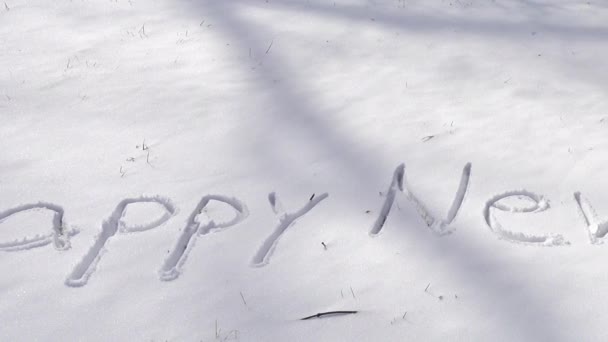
[172,0,593,339]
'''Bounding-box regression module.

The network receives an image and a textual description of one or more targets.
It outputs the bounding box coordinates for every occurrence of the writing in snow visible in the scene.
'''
[0,162,603,287]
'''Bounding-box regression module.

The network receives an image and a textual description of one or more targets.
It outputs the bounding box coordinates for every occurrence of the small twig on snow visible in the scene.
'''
[240,291,247,307]
[301,311,358,320]
[138,23,147,38]
[265,40,274,54]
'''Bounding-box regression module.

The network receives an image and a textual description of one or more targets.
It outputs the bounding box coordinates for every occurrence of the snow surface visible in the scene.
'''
[2,0,608,340]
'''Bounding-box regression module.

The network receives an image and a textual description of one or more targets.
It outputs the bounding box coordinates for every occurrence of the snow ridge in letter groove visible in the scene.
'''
[404,162,472,235]
[574,192,608,244]
[483,190,567,246]
[159,195,248,281]
[65,196,176,287]
[369,164,404,236]
[251,192,328,267]
[370,163,471,236]
[0,202,78,251]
